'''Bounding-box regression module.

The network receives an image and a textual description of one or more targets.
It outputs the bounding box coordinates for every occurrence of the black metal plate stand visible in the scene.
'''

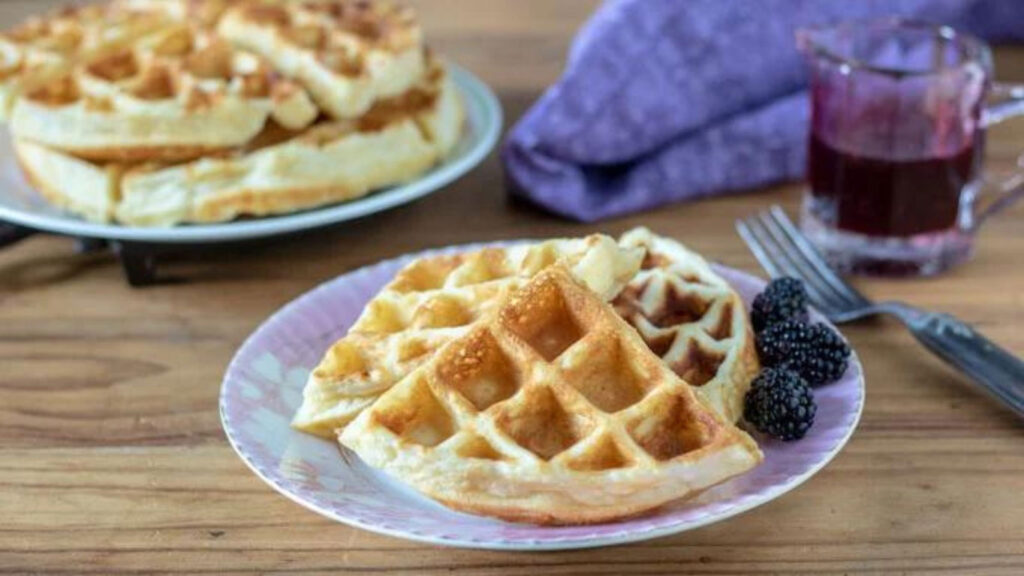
[1,221,167,287]
[0,221,34,247]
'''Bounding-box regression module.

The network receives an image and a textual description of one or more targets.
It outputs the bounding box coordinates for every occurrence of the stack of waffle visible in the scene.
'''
[295,229,765,524]
[0,0,464,226]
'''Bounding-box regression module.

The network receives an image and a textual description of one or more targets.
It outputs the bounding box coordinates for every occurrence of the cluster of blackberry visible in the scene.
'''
[744,278,851,441]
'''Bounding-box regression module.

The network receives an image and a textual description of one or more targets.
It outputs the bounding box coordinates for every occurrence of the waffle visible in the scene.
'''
[292,234,645,438]
[4,0,464,226]
[340,266,763,524]
[13,138,121,222]
[218,0,426,119]
[614,228,759,422]
[10,22,319,162]
[117,0,246,28]
[0,2,175,120]
[15,57,463,225]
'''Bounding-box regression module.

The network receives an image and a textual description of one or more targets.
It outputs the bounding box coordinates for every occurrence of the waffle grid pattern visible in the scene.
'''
[0,2,169,116]
[614,229,759,421]
[316,251,527,392]
[218,0,424,119]
[293,236,643,436]
[13,21,318,160]
[369,268,726,470]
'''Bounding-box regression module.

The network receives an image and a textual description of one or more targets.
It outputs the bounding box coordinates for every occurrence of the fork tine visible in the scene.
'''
[738,216,803,280]
[757,210,858,311]
[766,206,871,307]
[748,212,851,313]
[740,214,839,312]
[736,219,786,278]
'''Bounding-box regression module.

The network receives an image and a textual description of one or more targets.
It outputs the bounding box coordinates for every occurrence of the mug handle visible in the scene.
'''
[976,82,1024,228]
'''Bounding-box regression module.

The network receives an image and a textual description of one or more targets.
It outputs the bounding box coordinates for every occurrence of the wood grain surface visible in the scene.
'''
[1,1,1023,574]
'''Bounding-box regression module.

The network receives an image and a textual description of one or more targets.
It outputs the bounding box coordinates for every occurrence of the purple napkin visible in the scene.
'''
[503,0,1024,222]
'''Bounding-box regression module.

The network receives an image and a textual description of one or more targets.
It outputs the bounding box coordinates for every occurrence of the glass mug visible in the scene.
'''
[798,19,1024,276]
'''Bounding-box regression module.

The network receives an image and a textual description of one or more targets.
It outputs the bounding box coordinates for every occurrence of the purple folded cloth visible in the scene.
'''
[503,0,1024,222]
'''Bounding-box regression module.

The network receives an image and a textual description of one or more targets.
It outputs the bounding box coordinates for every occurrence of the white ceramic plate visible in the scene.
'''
[0,63,501,244]
[220,243,865,551]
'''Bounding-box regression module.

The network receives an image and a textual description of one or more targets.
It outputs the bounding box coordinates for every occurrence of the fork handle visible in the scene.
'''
[906,313,1024,418]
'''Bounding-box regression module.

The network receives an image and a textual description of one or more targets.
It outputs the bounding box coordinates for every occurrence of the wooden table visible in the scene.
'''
[2,1,1023,574]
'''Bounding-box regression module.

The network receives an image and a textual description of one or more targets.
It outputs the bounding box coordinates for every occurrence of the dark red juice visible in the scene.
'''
[807,134,977,237]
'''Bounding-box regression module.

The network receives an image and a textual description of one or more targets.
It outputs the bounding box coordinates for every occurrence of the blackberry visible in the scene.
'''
[744,368,816,441]
[757,319,850,386]
[751,277,808,332]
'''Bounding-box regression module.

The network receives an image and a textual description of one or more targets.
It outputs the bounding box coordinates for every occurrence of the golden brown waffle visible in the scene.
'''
[3,0,464,226]
[292,235,645,437]
[340,266,762,525]
[0,2,170,119]
[13,138,122,222]
[15,57,463,225]
[614,228,759,422]
[117,0,247,28]
[11,21,318,162]
[218,0,425,119]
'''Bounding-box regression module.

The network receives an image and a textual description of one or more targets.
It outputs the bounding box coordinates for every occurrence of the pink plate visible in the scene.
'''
[220,243,865,550]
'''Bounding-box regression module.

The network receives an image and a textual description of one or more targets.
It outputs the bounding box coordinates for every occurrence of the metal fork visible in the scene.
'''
[737,205,1024,418]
